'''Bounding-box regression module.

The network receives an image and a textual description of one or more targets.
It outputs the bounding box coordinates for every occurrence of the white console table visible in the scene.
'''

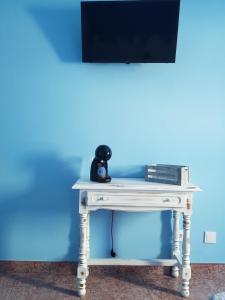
[72,178,201,298]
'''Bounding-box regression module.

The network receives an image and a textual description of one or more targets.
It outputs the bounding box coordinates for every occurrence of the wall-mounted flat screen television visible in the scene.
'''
[81,0,180,63]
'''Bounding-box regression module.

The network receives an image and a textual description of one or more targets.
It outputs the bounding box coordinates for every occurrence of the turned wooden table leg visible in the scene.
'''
[77,212,89,297]
[171,210,180,278]
[87,212,90,259]
[181,213,191,297]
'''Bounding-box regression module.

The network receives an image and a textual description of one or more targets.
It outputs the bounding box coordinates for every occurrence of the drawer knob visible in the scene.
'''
[163,199,170,203]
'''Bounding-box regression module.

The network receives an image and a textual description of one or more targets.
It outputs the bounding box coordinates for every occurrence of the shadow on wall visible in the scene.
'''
[158,211,172,259]
[0,157,172,261]
[0,153,82,261]
[28,6,81,63]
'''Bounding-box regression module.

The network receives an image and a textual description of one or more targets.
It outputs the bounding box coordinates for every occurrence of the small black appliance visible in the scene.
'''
[90,145,112,183]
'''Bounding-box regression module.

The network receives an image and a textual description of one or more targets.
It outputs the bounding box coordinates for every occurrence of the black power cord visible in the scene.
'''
[110,210,116,257]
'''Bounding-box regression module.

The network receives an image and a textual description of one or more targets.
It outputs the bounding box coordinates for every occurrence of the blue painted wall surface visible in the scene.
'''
[0,0,225,262]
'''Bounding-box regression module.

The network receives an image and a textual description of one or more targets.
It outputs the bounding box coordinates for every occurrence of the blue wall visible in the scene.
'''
[0,0,225,262]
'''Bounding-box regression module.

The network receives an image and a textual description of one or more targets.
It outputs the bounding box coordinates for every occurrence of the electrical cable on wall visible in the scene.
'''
[110,210,116,257]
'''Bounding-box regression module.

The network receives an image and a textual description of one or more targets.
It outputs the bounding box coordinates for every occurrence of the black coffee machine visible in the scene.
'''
[90,145,112,183]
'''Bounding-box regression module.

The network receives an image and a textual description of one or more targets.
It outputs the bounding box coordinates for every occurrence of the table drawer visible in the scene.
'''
[87,192,183,207]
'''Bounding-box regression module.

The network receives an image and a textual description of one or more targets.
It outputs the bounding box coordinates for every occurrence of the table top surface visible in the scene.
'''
[72,178,201,192]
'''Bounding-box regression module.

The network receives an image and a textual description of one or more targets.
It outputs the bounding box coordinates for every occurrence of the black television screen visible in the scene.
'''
[81,0,180,63]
